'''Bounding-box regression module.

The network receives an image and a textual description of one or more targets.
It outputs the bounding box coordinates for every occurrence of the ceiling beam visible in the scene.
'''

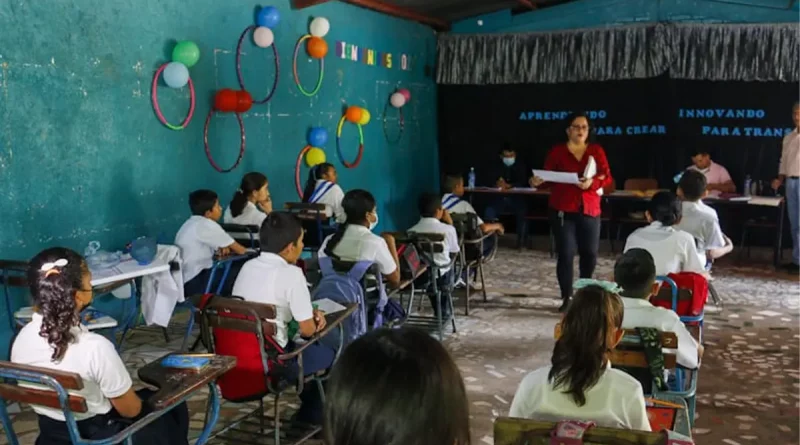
[291,0,333,9]
[518,0,537,9]
[345,0,450,30]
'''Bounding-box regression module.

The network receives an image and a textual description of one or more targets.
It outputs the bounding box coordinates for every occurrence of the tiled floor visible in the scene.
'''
[2,241,799,445]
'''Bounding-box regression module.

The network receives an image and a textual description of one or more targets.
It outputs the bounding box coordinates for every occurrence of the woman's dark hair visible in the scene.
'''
[548,285,623,406]
[648,191,682,226]
[27,248,87,362]
[323,189,376,259]
[260,212,303,254]
[564,111,593,141]
[230,172,268,217]
[302,163,335,203]
[324,327,470,445]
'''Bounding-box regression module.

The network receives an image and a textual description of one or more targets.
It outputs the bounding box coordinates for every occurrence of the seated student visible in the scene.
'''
[12,248,189,445]
[223,172,271,226]
[614,248,703,371]
[623,191,706,277]
[442,173,505,235]
[318,189,401,288]
[408,193,461,319]
[509,283,650,431]
[302,163,345,224]
[324,327,470,445]
[175,190,248,297]
[232,212,335,425]
[676,169,733,263]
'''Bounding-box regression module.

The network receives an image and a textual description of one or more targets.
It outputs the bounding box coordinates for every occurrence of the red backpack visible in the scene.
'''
[654,272,708,317]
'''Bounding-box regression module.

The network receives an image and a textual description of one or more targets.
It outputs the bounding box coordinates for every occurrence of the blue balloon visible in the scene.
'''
[308,127,328,147]
[162,62,189,88]
[256,6,280,29]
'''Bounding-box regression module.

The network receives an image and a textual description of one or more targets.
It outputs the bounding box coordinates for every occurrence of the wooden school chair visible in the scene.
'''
[449,213,499,315]
[0,259,30,332]
[494,417,694,445]
[220,223,261,250]
[199,297,355,445]
[0,355,235,445]
[284,203,331,254]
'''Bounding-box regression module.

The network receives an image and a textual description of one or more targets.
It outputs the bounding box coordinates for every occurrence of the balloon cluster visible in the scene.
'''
[163,41,200,88]
[214,88,253,113]
[306,17,330,58]
[390,88,411,108]
[306,127,328,166]
[345,106,371,125]
[253,6,280,48]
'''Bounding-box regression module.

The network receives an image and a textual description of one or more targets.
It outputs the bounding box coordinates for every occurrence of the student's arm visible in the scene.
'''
[379,233,401,288]
[682,236,708,276]
[670,317,700,369]
[479,222,505,235]
[625,389,652,431]
[90,338,141,418]
[331,186,346,224]
[708,235,733,260]
[200,220,248,256]
[289,270,322,338]
[110,389,144,419]
[440,209,454,226]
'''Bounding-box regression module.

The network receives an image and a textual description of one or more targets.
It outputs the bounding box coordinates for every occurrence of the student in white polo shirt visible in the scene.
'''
[623,191,706,276]
[175,190,248,298]
[12,248,189,445]
[408,193,462,320]
[223,172,272,227]
[318,189,402,288]
[614,248,703,372]
[676,170,733,263]
[232,212,335,425]
[509,282,650,431]
[441,174,505,236]
[302,163,346,224]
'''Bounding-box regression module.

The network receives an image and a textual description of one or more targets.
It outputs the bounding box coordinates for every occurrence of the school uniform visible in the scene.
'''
[623,222,706,276]
[675,200,726,265]
[443,193,495,259]
[318,225,397,275]
[408,217,461,317]
[308,180,345,224]
[509,363,650,431]
[621,297,700,370]
[175,215,238,297]
[232,253,338,424]
[12,313,188,445]
[223,201,267,227]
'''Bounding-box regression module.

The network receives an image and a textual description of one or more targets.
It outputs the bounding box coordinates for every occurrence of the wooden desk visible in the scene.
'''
[282,303,357,359]
[138,354,237,410]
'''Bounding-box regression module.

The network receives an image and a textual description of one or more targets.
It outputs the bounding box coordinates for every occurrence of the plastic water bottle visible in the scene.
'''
[743,175,752,197]
[467,167,476,189]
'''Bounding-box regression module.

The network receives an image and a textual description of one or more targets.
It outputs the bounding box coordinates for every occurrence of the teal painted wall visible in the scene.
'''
[451,0,799,33]
[0,0,438,355]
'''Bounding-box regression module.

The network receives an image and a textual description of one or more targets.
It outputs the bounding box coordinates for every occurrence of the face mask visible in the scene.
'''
[369,212,379,231]
[502,157,516,167]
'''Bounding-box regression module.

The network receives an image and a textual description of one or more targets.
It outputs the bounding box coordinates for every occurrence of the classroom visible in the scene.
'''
[0,0,798,444]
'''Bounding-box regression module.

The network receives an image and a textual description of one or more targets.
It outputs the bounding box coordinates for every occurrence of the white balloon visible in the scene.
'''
[309,17,330,37]
[390,92,406,108]
[253,26,274,48]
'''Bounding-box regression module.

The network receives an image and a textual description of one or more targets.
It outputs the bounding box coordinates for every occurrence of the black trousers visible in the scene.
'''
[550,210,601,299]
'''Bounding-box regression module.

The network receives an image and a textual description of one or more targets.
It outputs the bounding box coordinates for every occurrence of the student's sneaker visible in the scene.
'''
[455,277,467,289]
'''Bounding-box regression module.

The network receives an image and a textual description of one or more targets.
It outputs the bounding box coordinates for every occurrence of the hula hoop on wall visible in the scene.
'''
[236,25,280,104]
[293,35,324,97]
[382,101,405,144]
[151,63,196,130]
[336,115,364,169]
[295,145,313,198]
[204,110,246,173]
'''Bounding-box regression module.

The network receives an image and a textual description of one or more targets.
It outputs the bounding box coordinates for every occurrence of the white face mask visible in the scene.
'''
[369,212,379,231]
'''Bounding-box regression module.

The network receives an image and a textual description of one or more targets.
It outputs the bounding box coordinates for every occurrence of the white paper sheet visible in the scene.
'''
[313,298,347,314]
[532,169,580,185]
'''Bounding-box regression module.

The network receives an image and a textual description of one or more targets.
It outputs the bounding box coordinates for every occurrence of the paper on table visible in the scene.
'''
[314,298,347,315]
[532,169,580,185]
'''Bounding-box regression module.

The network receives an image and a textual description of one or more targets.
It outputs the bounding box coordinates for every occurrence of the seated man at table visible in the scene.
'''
[232,212,335,425]
[483,144,529,247]
[686,149,736,193]
[676,170,733,263]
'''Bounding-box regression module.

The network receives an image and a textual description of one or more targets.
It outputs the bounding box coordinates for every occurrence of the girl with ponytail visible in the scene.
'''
[12,247,190,445]
[224,172,271,226]
[302,163,346,223]
[509,281,650,431]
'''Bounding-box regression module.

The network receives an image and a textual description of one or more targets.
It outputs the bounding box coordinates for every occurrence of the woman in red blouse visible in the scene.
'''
[530,112,613,311]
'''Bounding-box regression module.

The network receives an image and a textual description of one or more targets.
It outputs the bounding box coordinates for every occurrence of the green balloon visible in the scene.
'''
[172,41,200,68]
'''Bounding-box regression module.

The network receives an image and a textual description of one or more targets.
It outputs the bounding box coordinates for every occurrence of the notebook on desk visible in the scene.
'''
[645,397,682,431]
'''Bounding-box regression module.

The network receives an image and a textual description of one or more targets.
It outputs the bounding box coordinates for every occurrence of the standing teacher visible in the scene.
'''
[530,112,613,311]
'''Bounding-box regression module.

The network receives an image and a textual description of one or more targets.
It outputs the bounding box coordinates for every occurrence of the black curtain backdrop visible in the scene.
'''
[438,76,798,189]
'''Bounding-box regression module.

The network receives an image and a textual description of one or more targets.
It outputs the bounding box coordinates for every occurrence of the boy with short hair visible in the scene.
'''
[442,174,505,235]
[676,170,733,263]
[175,190,248,296]
[614,248,703,370]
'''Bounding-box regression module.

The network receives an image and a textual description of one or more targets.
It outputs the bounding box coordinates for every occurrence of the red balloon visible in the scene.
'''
[214,89,237,112]
[235,90,253,113]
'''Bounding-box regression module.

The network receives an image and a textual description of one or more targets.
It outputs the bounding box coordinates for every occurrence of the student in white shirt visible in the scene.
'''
[12,248,189,445]
[175,190,248,298]
[408,193,462,319]
[442,174,505,235]
[232,212,335,425]
[623,191,707,276]
[614,248,703,371]
[318,189,401,288]
[302,163,346,223]
[676,170,733,262]
[223,172,271,227]
[509,283,650,431]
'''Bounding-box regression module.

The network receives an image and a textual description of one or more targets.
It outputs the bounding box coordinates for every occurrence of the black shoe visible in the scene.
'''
[558,299,570,313]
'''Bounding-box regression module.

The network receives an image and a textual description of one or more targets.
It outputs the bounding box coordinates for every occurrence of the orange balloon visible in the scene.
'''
[345,106,363,124]
[307,37,328,59]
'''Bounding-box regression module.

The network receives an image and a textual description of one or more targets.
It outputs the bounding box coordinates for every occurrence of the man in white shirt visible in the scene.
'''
[687,149,735,193]
[408,193,461,319]
[614,248,703,372]
[232,212,334,425]
[676,170,733,263]
[772,102,800,273]
[624,191,707,277]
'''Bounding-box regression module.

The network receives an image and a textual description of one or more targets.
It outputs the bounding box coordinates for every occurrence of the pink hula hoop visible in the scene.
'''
[151,63,196,130]
[236,25,280,104]
[295,145,312,198]
[204,110,246,173]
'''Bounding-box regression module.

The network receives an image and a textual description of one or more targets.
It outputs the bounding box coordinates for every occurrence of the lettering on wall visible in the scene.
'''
[335,41,413,71]
[678,108,792,137]
[519,109,667,136]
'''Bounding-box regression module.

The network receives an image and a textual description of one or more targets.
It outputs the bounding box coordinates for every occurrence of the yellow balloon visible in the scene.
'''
[357,108,371,125]
[306,147,326,167]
